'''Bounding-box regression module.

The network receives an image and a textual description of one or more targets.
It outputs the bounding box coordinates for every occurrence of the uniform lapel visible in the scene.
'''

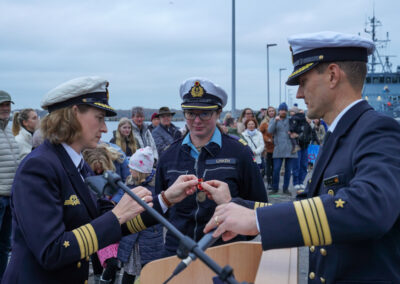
[49,141,98,218]
[307,101,373,197]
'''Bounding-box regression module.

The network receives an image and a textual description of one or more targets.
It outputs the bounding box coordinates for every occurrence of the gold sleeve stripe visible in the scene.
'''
[293,201,312,246]
[301,200,320,245]
[294,197,332,246]
[254,202,272,209]
[135,215,146,231]
[86,224,99,253]
[126,219,137,234]
[314,197,332,245]
[80,226,93,256]
[127,216,147,234]
[72,224,100,259]
[308,199,324,244]
[72,229,86,259]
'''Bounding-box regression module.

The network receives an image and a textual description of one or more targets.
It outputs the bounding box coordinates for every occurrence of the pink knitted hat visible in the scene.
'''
[128,146,154,173]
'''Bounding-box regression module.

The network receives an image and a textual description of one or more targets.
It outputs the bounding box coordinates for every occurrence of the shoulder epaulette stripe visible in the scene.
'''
[293,197,332,246]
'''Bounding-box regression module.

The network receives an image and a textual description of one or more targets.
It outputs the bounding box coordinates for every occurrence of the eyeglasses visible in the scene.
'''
[184,111,215,121]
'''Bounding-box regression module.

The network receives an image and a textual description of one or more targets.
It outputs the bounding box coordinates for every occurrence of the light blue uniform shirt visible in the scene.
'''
[182,128,222,159]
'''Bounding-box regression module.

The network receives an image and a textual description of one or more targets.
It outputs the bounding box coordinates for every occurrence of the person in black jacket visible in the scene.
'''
[155,77,268,257]
[289,108,312,190]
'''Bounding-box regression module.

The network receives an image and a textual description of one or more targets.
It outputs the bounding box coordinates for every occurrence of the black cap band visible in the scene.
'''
[47,91,116,117]
[293,47,368,67]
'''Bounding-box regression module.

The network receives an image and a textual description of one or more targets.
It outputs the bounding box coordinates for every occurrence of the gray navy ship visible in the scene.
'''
[362,13,400,120]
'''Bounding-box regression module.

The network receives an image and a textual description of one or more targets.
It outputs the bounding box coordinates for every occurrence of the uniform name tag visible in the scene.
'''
[323,175,340,187]
[206,158,237,165]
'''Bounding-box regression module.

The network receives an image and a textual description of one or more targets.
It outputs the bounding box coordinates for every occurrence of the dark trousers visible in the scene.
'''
[265,153,273,185]
[272,158,293,190]
[0,197,12,282]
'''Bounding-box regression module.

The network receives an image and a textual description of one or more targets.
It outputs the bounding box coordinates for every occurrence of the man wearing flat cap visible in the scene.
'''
[154,77,268,257]
[152,106,182,156]
[204,31,400,283]
[0,90,19,281]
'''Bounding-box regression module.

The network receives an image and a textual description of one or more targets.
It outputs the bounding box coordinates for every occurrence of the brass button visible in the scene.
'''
[320,277,326,283]
[328,189,334,196]
[86,256,90,261]
[310,246,315,252]
[77,261,81,268]
[320,248,327,256]
[309,272,315,280]
[84,280,88,284]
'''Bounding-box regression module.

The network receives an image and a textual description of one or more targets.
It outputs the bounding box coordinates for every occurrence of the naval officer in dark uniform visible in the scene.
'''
[2,76,197,284]
[155,77,268,256]
[204,32,400,283]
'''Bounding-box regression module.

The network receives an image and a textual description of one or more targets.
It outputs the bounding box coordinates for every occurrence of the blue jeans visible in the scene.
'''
[272,158,293,190]
[0,197,12,281]
[292,148,309,185]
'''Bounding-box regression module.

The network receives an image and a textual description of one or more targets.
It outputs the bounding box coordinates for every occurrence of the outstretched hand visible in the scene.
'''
[164,174,198,205]
[204,202,259,242]
[112,186,153,225]
[201,180,232,205]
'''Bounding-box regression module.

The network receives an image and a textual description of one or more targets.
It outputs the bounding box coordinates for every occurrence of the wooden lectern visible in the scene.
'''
[140,242,298,284]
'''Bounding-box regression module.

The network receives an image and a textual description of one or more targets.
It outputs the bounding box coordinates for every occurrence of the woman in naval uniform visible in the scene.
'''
[2,76,196,284]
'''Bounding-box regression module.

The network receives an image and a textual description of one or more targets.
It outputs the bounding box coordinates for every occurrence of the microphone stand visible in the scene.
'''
[101,171,246,284]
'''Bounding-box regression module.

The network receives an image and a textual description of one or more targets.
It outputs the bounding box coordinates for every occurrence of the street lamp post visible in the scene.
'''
[279,68,287,104]
[231,0,236,116]
[266,43,277,107]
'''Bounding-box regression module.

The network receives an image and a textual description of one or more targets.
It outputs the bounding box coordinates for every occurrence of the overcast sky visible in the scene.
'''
[1,0,400,112]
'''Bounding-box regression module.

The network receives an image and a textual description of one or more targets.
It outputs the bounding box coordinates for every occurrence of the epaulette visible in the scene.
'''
[238,138,248,146]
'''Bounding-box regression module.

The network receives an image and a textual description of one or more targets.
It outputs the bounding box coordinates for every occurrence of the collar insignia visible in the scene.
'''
[190,81,204,98]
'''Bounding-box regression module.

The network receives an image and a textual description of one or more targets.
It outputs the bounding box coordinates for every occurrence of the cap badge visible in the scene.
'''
[190,81,204,98]
[319,55,324,60]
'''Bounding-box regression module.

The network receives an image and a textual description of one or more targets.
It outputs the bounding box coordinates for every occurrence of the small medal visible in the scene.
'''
[197,178,206,202]
[197,191,206,202]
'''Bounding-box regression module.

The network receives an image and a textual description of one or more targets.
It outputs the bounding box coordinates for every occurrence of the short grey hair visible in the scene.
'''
[131,106,144,117]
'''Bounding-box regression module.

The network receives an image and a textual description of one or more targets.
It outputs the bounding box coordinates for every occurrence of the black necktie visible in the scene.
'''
[78,160,89,179]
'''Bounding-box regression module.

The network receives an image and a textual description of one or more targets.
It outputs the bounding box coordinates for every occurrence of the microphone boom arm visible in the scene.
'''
[100,171,245,284]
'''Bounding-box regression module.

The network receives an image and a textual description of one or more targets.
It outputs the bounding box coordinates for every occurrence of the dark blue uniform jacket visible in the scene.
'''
[255,101,400,283]
[2,140,137,284]
[156,132,268,253]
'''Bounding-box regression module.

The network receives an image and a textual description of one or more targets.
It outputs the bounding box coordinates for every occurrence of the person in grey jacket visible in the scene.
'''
[130,107,159,163]
[0,90,20,281]
[152,107,182,157]
[268,102,297,195]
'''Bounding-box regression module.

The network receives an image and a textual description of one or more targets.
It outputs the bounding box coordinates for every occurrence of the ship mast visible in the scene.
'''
[364,6,393,73]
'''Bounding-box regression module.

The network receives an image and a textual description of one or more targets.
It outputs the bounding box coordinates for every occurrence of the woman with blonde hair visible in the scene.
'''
[83,143,122,175]
[3,76,198,283]
[12,108,39,159]
[237,108,254,134]
[110,117,137,157]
